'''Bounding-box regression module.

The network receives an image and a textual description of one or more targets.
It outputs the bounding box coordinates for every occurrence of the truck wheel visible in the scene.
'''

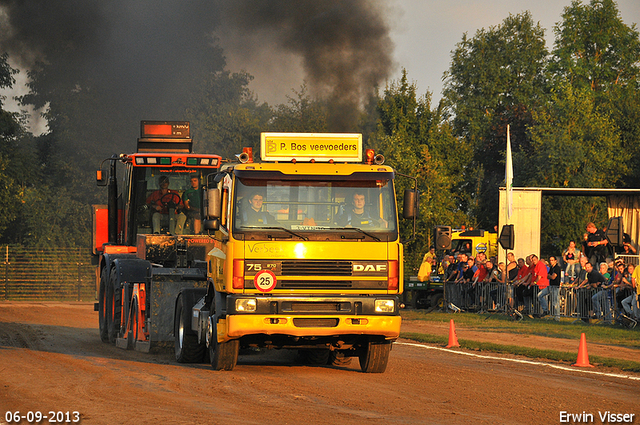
[98,267,109,343]
[299,349,331,365]
[107,269,121,344]
[328,351,352,366]
[174,293,206,363]
[430,293,444,310]
[359,340,391,373]
[411,290,419,309]
[207,315,239,371]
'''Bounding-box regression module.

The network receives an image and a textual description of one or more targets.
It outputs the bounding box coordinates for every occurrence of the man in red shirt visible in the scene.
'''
[530,254,548,317]
[473,259,488,283]
[146,175,186,235]
[530,254,549,289]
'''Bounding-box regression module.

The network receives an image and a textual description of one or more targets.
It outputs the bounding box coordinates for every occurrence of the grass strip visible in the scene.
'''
[400,331,640,372]
[401,310,640,348]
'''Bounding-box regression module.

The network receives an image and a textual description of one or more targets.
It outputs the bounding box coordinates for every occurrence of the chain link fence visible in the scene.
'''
[0,246,96,301]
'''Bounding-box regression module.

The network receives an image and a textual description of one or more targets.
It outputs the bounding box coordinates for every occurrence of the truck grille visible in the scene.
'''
[281,260,352,276]
[293,318,339,328]
[286,302,351,312]
[279,280,353,289]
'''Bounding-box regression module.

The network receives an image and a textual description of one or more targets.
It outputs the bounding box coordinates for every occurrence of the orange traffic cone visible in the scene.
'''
[446,319,460,348]
[572,333,594,368]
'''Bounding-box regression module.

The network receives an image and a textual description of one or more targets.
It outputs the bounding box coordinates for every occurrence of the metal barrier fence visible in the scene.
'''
[0,246,96,301]
[615,254,640,266]
[445,281,639,322]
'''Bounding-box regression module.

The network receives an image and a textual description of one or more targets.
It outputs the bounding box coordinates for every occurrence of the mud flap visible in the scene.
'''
[147,268,207,347]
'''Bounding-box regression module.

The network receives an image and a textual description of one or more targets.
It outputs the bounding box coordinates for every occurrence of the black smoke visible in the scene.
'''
[216,0,395,131]
[0,0,394,148]
[0,1,225,155]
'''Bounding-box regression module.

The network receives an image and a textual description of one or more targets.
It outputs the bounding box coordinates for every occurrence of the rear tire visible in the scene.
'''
[328,351,352,366]
[359,340,391,373]
[299,349,331,365]
[98,267,109,343]
[207,315,239,371]
[107,268,121,344]
[174,293,206,363]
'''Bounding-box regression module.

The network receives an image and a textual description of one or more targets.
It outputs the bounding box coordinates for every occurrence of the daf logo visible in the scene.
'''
[353,264,387,272]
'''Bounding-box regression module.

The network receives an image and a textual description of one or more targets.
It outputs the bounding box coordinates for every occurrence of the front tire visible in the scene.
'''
[359,340,391,373]
[207,315,239,371]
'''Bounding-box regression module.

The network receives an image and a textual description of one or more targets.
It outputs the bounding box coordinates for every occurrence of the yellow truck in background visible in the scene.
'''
[406,228,497,310]
[449,229,498,259]
[189,133,417,372]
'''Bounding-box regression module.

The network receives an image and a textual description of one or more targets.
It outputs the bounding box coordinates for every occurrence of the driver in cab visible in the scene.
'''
[146,175,186,235]
[240,191,278,227]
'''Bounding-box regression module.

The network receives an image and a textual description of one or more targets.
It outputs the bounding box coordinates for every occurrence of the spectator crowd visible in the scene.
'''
[418,222,640,324]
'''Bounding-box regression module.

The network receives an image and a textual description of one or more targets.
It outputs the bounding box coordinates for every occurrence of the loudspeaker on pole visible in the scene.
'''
[434,225,452,250]
[499,224,514,250]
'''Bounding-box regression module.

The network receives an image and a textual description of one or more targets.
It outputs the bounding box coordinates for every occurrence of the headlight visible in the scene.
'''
[375,299,395,313]
[236,298,257,312]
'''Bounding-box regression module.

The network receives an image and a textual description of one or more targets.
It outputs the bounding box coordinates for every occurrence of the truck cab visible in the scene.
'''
[93,121,222,349]
[190,133,412,372]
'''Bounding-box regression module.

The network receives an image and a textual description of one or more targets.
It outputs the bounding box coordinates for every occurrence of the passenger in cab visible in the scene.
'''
[183,174,202,233]
[337,191,387,228]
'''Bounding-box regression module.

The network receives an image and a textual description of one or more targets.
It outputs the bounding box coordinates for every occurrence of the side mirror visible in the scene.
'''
[203,219,220,231]
[206,188,221,219]
[402,189,419,220]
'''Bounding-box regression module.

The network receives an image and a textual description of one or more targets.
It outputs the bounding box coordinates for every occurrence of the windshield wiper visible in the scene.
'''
[244,226,308,241]
[328,227,381,242]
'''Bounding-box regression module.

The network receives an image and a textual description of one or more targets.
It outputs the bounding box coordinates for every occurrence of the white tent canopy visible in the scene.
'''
[498,187,640,262]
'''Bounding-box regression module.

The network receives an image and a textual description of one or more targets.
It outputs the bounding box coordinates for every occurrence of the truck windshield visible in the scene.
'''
[131,167,215,236]
[232,177,397,240]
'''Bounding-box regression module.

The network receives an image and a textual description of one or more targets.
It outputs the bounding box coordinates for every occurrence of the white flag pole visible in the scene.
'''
[506,125,513,220]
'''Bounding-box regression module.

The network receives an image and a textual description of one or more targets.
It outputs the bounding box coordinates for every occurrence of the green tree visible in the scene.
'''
[524,84,626,253]
[268,84,329,133]
[0,53,21,139]
[0,53,27,240]
[373,70,471,272]
[442,12,549,227]
[550,0,640,93]
[606,84,640,187]
[540,0,640,252]
[526,85,626,187]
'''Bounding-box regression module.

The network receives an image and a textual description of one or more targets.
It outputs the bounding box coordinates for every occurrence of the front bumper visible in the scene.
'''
[221,294,401,341]
[225,314,401,339]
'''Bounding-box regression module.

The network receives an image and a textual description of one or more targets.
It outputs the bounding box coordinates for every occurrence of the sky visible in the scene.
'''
[389,0,640,103]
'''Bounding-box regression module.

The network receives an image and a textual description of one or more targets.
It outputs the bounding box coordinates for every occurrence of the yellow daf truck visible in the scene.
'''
[179,133,416,373]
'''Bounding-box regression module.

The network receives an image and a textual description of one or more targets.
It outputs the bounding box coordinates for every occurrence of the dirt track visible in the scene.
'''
[0,302,638,425]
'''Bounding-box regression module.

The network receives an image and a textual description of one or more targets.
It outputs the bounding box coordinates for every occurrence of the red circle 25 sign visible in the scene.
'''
[254,270,277,292]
